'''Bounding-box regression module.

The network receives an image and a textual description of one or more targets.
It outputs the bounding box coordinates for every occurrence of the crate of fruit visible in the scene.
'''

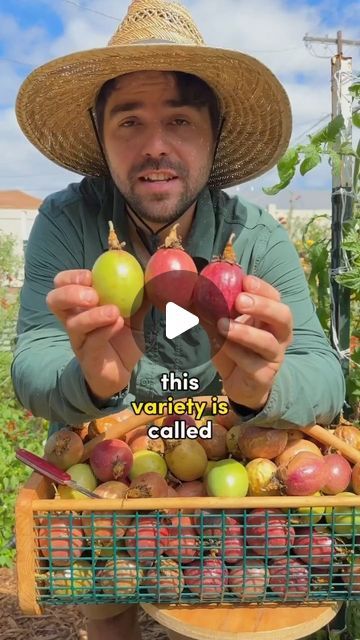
[15,397,360,615]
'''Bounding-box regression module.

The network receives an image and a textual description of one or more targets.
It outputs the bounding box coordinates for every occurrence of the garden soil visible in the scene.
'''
[0,567,167,640]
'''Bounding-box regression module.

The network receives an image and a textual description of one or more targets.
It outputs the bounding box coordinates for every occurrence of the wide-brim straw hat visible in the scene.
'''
[16,0,292,189]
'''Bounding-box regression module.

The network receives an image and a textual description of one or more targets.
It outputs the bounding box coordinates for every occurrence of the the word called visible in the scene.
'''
[148,419,213,440]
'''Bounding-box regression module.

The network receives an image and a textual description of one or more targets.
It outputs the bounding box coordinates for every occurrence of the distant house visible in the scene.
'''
[225,187,332,239]
[0,190,42,286]
[0,190,42,253]
[227,187,331,222]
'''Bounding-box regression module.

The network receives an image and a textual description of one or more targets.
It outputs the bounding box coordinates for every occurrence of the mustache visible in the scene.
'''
[130,158,186,179]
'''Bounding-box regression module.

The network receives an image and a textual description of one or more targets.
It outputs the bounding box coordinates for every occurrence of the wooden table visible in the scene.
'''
[141,602,341,640]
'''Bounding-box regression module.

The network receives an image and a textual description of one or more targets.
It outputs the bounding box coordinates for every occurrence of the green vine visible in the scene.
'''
[263,76,360,422]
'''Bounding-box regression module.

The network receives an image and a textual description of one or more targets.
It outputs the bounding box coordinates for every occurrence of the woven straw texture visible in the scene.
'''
[15,0,292,189]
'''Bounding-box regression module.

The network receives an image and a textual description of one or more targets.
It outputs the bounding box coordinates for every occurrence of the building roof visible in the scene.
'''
[0,190,42,210]
[226,187,331,211]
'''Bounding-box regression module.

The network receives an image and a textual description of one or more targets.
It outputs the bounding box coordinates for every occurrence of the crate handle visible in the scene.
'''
[300,424,360,464]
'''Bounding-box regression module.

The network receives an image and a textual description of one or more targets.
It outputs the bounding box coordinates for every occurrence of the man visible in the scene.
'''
[12,0,345,638]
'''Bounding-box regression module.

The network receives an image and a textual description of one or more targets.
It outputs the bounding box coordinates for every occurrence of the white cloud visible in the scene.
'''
[0,0,358,199]
[0,108,78,194]
[0,63,25,108]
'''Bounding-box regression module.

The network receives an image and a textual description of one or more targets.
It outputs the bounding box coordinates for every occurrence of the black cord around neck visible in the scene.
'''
[126,207,186,255]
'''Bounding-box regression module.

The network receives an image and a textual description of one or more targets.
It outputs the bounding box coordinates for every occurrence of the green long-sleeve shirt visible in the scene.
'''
[11,177,345,435]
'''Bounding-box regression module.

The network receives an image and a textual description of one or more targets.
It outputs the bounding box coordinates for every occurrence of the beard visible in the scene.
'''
[122,187,198,225]
[111,157,212,225]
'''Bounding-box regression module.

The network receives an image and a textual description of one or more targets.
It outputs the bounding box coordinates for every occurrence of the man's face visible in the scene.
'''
[102,71,215,225]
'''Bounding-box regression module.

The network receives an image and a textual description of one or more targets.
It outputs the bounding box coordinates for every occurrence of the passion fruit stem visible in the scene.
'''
[112,460,126,480]
[222,233,237,263]
[52,483,61,500]
[54,430,72,456]
[163,223,184,249]
[126,483,151,498]
[108,220,126,251]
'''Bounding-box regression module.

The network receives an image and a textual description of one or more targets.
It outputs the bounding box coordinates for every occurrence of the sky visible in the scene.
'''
[0,0,359,202]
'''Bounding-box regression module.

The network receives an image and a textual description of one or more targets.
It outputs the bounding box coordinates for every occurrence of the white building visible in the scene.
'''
[226,187,332,239]
[0,190,42,285]
[0,190,42,255]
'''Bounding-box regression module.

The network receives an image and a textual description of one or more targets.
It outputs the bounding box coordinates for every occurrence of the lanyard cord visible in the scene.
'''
[126,207,176,255]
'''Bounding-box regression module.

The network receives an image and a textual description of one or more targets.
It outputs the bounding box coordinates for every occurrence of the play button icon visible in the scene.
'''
[127,268,229,367]
[165,302,199,340]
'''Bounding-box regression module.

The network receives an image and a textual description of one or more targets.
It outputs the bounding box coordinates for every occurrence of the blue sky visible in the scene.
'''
[0,0,359,200]
[0,0,63,36]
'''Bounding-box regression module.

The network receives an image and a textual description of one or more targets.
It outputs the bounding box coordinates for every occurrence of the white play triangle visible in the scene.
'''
[165,302,199,340]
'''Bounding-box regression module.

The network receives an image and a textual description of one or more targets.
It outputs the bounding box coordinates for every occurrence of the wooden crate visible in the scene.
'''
[15,398,360,615]
[15,472,360,615]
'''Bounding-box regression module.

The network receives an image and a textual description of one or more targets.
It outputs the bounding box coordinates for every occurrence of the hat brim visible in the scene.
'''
[16,43,292,189]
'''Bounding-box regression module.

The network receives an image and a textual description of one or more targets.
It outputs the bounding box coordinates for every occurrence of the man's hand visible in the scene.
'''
[46,269,147,401]
[211,275,293,411]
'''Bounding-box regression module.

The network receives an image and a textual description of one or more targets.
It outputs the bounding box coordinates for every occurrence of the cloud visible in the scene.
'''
[0,62,25,108]
[0,10,52,67]
[0,0,358,199]
[0,107,78,194]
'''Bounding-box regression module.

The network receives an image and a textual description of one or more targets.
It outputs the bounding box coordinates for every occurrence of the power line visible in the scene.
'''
[0,57,34,67]
[246,46,304,54]
[304,42,336,60]
[304,32,360,60]
[59,0,120,21]
[304,34,360,53]
[292,113,332,144]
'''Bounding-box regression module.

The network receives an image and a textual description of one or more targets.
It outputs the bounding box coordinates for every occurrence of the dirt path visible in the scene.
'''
[0,568,168,640]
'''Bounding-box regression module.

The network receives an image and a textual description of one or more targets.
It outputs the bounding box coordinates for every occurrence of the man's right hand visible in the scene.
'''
[46,269,146,401]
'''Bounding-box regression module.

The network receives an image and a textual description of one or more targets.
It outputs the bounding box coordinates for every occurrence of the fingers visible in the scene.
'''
[243,275,281,301]
[81,323,132,399]
[213,342,279,398]
[47,269,124,351]
[232,293,293,345]
[53,269,93,287]
[218,319,282,362]
[67,306,123,351]
[46,284,100,326]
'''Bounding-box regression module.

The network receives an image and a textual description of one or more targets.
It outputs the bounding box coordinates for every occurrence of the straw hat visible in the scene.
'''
[16,0,292,189]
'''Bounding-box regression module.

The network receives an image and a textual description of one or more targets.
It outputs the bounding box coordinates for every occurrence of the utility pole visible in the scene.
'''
[303,32,360,386]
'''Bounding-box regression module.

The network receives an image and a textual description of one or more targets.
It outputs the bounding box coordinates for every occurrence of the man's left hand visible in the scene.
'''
[211,275,293,411]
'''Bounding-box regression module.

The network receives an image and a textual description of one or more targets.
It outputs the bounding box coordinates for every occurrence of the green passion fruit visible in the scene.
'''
[92,221,144,318]
[48,560,93,597]
[205,459,249,497]
[325,491,360,537]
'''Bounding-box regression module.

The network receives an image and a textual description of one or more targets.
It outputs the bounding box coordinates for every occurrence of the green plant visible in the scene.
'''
[336,208,360,421]
[263,76,360,422]
[0,232,48,567]
[296,215,331,333]
[0,232,22,287]
[0,233,22,355]
[0,380,47,567]
[263,76,359,196]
